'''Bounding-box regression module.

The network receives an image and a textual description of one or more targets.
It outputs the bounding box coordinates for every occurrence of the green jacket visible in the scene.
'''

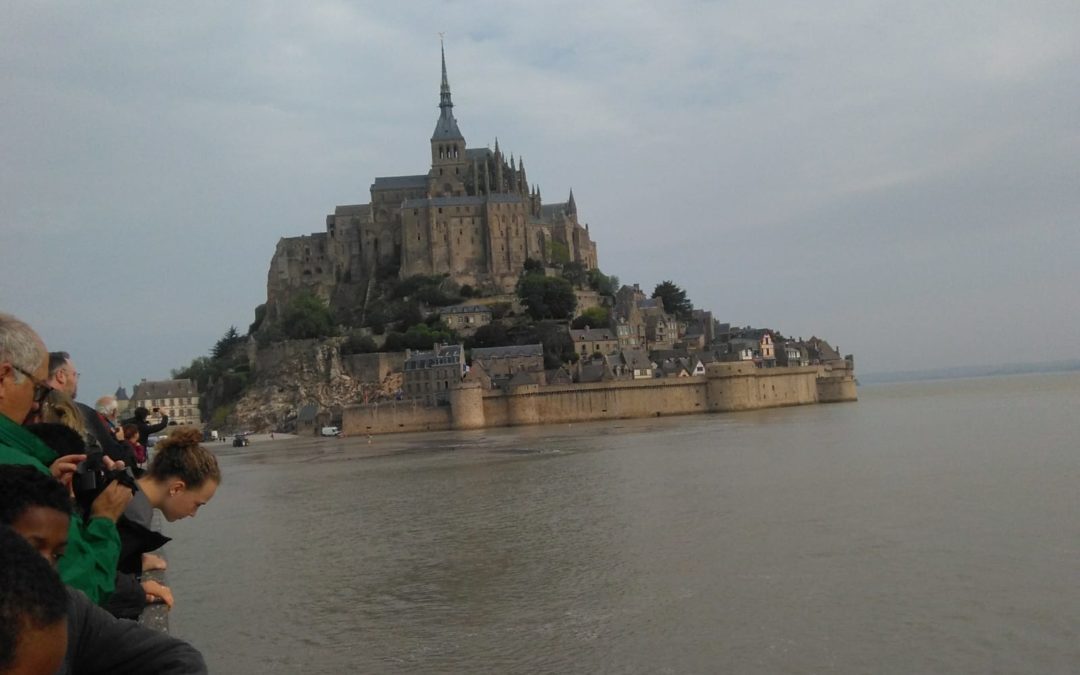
[0,414,120,604]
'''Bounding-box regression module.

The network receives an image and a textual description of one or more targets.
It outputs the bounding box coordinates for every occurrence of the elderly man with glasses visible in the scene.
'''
[0,312,132,605]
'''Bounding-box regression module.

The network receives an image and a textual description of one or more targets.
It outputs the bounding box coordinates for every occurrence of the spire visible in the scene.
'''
[567,188,577,215]
[431,38,464,142]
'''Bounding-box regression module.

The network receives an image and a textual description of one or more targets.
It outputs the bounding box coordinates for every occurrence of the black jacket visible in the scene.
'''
[78,402,137,468]
[104,491,171,620]
[61,587,207,674]
[122,414,170,447]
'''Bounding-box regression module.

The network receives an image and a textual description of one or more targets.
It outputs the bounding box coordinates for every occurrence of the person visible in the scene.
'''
[124,406,170,448]
[94,395,137,468]
[38,389,86,439]
[47,352,129,465]
[0,466,208,674]
[0,313,130,604]
[106,427,220,620]
[122,423,146,466]
[0,525,69,675]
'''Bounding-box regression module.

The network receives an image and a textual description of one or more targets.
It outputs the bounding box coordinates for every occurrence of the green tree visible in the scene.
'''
[517,274,577,320]
[571,306,611,330]
[523,258,544,274]
[652,281,693,321]
[212,326,244,360]
[561,262,589,288]
[469,323,510,349]
[341,333,378,355]
[282,292,336,339]
[587,269,619,297]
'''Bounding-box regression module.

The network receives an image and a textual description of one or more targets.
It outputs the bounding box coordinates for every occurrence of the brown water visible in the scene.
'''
[165,372,1080,673]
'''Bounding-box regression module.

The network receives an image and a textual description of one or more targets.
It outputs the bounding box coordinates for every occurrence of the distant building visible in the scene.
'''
[130,379,200,426]
[438,304,492,337]
[569,327,619,357]
[403,344,465,404]
[471,344,545,389]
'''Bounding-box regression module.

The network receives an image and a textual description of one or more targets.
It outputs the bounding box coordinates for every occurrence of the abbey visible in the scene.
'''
[265,46,599,322]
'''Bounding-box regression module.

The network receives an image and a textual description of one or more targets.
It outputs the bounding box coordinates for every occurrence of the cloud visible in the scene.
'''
[2,0,1078,400]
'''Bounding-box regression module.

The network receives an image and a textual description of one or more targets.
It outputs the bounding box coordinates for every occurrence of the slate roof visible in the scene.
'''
[439,305,492,316]
[131,379,198,401]
[404,345,463,371]
[569,328,617,342]
[472,344,543,360]
[334,204,371,217]
[372,175,428,191]
[619,349,653,370]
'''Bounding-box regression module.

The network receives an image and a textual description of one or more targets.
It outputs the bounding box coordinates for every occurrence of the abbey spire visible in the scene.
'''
[431,40,464,143]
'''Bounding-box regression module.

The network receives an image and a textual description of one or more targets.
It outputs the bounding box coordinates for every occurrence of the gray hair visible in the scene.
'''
[95,396,118,415]
[0,313,45,383]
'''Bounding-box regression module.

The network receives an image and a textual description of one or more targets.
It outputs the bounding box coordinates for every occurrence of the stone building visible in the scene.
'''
[130,379,200,426]
[471,344,545,390]
[265,44,599,324]
[438,304,492,337]
[569,327,619,356]
[402,344,465,404]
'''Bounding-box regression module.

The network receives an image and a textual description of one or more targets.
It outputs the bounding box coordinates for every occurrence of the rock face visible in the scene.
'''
[229,337,402,432]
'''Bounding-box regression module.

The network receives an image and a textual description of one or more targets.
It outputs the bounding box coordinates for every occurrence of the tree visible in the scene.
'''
[517,274,577,321]
[282,292,336,340]
[470,323,510,349]
[561,262,588,288]
[523,258,544,274]
[212,326,244,360]
[571,306,611,330]
[652,281,693,321]
[587,269,619,297]
[341,333,378,355]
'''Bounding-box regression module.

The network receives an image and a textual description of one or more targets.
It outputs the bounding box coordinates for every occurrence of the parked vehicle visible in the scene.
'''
[232,434,250,447]
[320,426,341,437]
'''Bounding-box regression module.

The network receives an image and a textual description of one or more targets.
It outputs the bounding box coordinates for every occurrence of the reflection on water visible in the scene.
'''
[166,373,1080,674]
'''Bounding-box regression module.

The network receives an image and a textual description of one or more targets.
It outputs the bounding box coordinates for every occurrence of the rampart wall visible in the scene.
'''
[343,364,856,436]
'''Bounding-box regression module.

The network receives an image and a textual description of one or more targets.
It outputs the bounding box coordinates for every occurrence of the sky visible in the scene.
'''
[2,1,1079,401]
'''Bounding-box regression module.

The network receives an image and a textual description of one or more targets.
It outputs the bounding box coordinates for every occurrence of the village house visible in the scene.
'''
[471,343,545,389]
[130,378,201,426]
[569,327,619,356]
[403,344,465,404]
[438,304,492,337]
[614,348,654,379]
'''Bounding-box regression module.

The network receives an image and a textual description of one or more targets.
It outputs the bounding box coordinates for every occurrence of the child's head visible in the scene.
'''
[145,427,221,521]
[122,423,139,442]
[0,526,69,675]
[0,466,71,566]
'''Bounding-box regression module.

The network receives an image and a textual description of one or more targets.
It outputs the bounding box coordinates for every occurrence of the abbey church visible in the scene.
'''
[265,46,599,322]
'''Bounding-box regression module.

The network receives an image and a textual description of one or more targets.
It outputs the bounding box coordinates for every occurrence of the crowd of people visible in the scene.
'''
[0,312,214,674]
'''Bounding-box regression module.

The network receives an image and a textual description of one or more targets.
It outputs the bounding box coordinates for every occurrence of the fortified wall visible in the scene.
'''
[343,363,857,436]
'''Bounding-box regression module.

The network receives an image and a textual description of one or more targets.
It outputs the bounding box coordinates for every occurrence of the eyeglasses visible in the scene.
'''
[11,364,52,407]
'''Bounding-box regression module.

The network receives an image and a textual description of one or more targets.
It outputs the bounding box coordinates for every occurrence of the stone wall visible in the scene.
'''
[343,399,452,434]
[343,352,406,384]
[342,364,853,436]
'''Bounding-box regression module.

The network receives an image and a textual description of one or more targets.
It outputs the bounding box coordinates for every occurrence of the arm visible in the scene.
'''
[145,416,170,435]
[57,514,120,605]
[68,588,207,674]
[102,572,147,620]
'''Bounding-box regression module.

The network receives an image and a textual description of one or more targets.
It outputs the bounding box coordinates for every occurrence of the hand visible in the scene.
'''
[114,426,125,441]
[142,553,168,572]
[101,455,125,472]
[142,579,174,608]
[89,481,134,522]
[158,408,169,417]
[50,454,86,490]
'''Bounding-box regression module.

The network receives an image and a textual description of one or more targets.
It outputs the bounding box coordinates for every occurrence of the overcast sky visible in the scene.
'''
[3,1,1078,401]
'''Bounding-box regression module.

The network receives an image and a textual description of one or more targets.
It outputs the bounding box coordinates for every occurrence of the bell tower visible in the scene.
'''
[429,40,467,196]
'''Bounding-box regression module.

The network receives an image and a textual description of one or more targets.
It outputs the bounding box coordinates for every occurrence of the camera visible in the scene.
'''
[72,437,137,517]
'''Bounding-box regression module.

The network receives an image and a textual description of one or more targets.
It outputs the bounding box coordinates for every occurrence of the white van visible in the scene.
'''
[320,426,340,437]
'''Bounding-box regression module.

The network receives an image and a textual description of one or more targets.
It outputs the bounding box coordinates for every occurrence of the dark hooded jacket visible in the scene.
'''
[61,587,206,674]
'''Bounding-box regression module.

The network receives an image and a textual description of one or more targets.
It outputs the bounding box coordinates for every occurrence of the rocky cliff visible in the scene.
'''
[228,337,401,432]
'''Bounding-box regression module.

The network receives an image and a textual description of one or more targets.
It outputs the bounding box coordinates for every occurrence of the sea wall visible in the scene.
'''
[343,363,854,436]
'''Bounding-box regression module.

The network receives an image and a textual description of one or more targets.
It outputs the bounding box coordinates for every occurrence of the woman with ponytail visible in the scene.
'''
[105,427,221,619]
